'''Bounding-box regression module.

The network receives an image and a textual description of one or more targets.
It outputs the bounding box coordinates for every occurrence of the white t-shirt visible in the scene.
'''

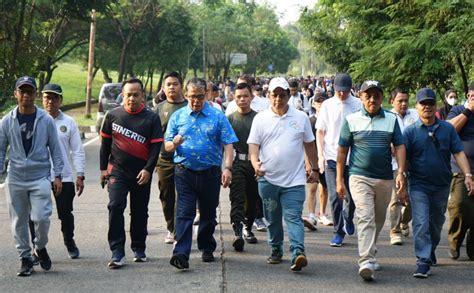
[225,96,269,115]
[247,106,315,187]
[315,95,361,162]
[391,108,418,170]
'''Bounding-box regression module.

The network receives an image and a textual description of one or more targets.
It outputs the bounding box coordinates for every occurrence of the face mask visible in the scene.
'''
[447,98,457,106]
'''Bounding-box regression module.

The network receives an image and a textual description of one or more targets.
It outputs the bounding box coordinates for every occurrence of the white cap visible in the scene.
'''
[268,77,289,92]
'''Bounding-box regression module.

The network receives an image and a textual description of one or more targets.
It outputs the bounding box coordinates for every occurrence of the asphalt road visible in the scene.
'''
[0,133,472,292]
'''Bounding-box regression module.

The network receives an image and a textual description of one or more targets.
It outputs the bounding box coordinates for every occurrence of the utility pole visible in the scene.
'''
[202,28,206,80]
[85,9,96,119]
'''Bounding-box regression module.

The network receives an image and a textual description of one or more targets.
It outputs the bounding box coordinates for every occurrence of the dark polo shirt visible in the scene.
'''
[447,105,474,173]
[404,118,463,192]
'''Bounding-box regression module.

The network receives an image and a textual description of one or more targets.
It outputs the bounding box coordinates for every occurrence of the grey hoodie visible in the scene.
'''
[0,106,63,182]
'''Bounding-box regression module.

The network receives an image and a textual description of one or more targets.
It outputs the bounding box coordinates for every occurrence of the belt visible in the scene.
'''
[176,164,219,174]
[236,153,250,161]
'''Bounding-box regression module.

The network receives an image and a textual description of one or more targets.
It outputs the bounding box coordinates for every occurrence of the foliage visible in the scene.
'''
[300,0,474,95]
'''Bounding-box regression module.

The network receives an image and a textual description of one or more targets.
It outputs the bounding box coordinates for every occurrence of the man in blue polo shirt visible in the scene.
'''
[165,77,238,270]
[404,87,474,278]
[337,80,407,281]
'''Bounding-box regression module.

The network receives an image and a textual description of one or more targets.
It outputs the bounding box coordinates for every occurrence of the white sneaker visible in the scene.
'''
[303,217,318,231]
[390,235,403,245]
[359,264,374,281]
[401,226,410,237]
[373,261,381,271]
[165,231,175,244]
[318,214,333,226]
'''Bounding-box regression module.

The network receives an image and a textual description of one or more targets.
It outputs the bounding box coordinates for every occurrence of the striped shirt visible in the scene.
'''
[339,108,405,180]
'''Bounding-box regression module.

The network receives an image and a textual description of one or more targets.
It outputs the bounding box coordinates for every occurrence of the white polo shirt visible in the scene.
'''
[315,95,361,162]
[391,108,418,170]
[247,106,314,187]
[50,111,86,182]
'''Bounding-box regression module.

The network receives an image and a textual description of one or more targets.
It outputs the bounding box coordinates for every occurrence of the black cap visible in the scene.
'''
[42,83,63,96]
[334,73,352,92]
[15,76,37,89]
[360,80,383,93]
[416,88,436,103]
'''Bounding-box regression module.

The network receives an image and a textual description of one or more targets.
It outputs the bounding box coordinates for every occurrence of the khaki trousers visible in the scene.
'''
[349,175,392,266]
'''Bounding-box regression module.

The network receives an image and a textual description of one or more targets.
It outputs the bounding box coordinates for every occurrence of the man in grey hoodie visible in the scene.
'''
[0,76,63,277]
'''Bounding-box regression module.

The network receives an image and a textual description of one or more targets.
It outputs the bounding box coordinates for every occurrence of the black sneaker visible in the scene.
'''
[108,252,125,269]
[170,254,189,270]
[31,253,39,266]
[267,246,283,264]
[243,228,258,244]
[290,253,308,272]
[467,229,474,260]
[413,264,431,278]
[66,241,80,259]
[17,258,33,277]
[133,250,147,263]
[35,248,52,270]
[202,251,215,262]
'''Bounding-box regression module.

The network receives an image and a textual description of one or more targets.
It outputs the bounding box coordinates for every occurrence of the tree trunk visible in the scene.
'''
[193,68,197,78]
[102,68,112,83]
[157,70,165,91]
[11,0,27,75]
[118,42,129,82]
[456,55,468,95]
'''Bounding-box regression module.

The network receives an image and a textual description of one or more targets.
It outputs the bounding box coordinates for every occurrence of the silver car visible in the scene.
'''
[96,83,122,131]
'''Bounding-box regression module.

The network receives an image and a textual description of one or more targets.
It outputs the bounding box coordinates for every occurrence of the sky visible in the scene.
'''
[255,0,318,25]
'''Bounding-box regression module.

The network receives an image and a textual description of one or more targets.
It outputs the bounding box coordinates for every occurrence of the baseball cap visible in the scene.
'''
[334,73,352,92]
[416,88,436,103]
[469,81,474,91]
[15,76,37,89]
[360,80,383,93]
[268,77,289,92]
[42,83,63,96]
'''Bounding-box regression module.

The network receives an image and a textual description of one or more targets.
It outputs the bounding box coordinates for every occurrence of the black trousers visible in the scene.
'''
[107,176,151,255]
[157,157,176,233]
[229,160,258,228]
[29,182,76,245]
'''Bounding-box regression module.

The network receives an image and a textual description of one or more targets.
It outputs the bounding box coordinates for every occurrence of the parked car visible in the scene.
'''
[96,83,122,132]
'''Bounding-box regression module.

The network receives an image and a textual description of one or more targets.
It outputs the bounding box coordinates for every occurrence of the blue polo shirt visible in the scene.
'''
[404,119,463,191]
[339,107,404,180]
[447,105,474,173]
[165,102,238,170]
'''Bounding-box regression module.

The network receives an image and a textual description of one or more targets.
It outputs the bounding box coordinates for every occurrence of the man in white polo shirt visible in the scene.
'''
[248,77,319,272]
[316,73,362,247]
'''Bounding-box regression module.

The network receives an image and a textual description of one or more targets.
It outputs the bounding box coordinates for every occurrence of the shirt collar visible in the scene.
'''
[361,106,385,118]
[185,101,211,117]
[269,105,296,118]
[415,118,440,129]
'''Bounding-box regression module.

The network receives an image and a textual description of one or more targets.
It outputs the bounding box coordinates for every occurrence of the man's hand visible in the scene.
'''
[464,176,474,196]
[173,134,185,146]
[253,161,266,177]
[467,99,474,112]
[307,170,319,184]
[53,177,62,197]
[222,169,232,187]
[100,170,109,189]
[318,153,326,173]
[395,173,408,204]
[336,180,346,200]
[76,177,84,196]
[137,169,151,185]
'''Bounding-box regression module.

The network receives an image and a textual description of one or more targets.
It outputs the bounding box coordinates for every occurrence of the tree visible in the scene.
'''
[300,0,474,94]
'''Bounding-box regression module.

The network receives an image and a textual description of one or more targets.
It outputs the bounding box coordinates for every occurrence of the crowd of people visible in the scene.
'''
[0,72,473,282]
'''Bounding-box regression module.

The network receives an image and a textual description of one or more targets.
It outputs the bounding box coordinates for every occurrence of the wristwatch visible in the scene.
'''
[77,175,85,180]
[311,168,319,172]
[55,174,62,180]
[465,173,472,178]
[224,166,232,172]
[398,171,407,178]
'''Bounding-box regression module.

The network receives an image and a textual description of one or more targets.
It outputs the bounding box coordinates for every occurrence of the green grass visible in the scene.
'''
[49,63,118,104]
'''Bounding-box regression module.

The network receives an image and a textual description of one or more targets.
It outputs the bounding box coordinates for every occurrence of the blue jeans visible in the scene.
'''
[325,160,355,235]
[409,185,450,266]
[173,165,221,259]
[258,178,305,259]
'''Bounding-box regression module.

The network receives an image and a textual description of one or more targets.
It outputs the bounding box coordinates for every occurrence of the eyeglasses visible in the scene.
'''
[16,88,36,96]
[43,95,61,102]
[420,101,436,107]
[187,94,206,100]
[428,132,440,148]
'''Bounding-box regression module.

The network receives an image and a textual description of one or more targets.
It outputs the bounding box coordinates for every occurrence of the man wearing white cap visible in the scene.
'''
[248,77,319,272]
